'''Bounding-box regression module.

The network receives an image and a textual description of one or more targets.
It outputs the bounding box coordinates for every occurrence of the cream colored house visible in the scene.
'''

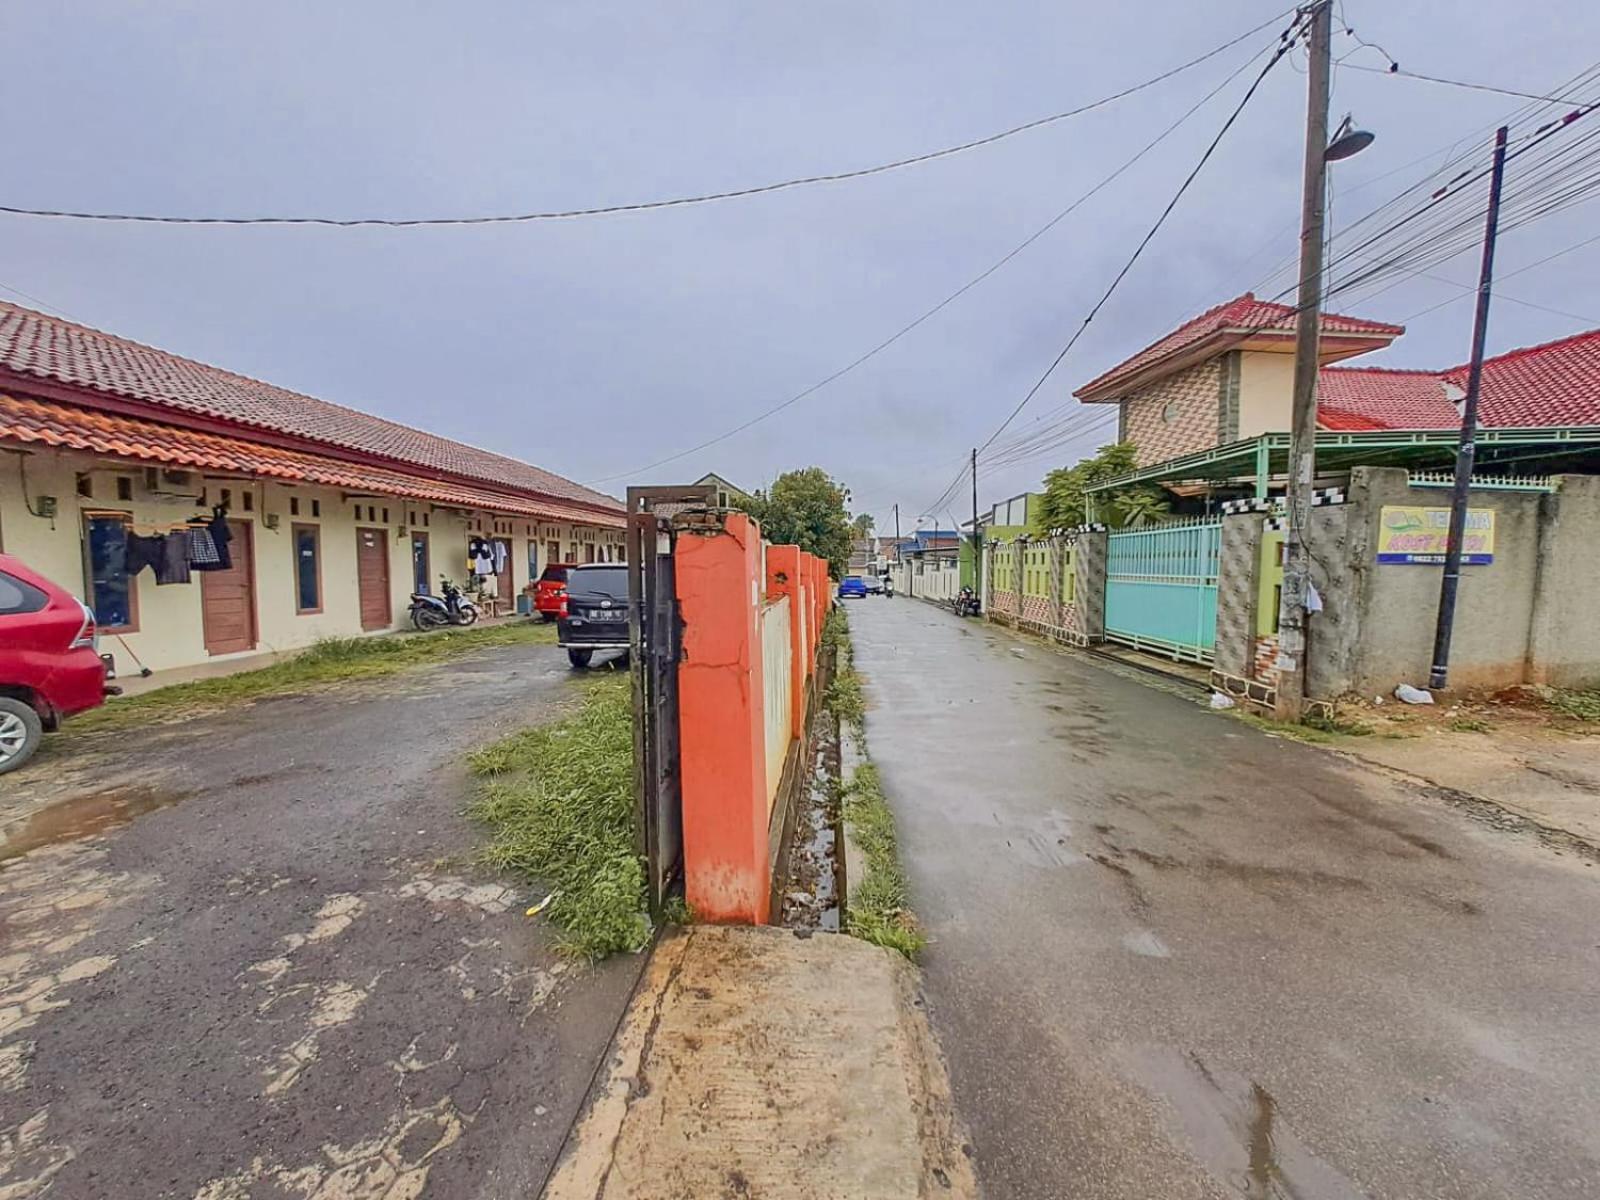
[0,301,625,674]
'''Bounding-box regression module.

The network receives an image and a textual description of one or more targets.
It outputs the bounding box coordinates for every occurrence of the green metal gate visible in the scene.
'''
[1105,519,1221,664]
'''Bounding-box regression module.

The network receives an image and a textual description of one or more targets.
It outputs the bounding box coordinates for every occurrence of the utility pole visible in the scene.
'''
[970,448,981,599]
[1429,125,1509,690]
[1273,0,1332,721]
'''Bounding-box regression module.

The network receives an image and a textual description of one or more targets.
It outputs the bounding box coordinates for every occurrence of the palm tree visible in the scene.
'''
[1111,490,1168,528]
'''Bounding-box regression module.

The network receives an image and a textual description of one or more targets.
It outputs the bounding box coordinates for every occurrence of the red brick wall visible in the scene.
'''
[1120,358,1223,467]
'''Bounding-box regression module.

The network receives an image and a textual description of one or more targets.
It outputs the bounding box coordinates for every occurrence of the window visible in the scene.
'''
[422,511,429,528]
[311,499,321,518]
[293,524,322,614]
[290,496,301,517]
[0,571,47,615]
[382,507,389,524]
[77,474,94,499]
[220,488,233,509]
[117,476,134,501]
[242,491,253,512]
[84,515,137,631]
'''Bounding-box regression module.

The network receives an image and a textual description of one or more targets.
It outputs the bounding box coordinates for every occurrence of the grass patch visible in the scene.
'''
[823,609,865,733]
[1233,709,1373,742]
[78,621,554,733]
[840,764,925,959]
[467,674,648,960]
[1548,689,1600,722]
[1448,715,1492,733]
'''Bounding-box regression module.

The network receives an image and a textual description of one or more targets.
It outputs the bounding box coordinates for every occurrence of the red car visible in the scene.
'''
[534,564,576,621]
[0,554,112,774]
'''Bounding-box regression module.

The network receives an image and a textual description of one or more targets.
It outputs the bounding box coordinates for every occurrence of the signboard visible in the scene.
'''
[1376,506,1495,565]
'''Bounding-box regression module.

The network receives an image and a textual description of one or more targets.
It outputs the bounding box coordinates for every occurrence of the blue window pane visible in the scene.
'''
[295,529,319,611]
[87,518,133,628]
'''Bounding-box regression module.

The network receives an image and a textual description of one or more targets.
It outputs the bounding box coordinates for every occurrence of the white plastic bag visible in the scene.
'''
[1394,684,1435,705]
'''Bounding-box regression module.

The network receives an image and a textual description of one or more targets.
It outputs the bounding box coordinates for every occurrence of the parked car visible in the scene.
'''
[0,554,114,774]
[863,574,885,594]
[557,563,631,669]
[534,563,575,621]
[837,575,868,599]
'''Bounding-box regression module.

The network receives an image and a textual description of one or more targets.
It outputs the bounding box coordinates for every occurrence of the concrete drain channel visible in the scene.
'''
[779,717,843,932]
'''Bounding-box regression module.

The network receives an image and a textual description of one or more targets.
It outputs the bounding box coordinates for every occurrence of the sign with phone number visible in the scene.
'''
[1376,505,1495,565]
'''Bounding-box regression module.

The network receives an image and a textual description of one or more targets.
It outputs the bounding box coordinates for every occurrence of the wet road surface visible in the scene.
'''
[0,642,639,1198]
[848,598,1600,1200]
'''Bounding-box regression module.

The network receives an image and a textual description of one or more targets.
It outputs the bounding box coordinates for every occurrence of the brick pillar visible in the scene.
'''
[1215,514,1265,679]
[766,545,808,740]
[1074,528,1108,643]
[675,512,770,924]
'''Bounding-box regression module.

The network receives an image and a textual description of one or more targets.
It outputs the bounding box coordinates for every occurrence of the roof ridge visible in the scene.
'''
[1445,325,1600,377]
[1320,364,1445,377]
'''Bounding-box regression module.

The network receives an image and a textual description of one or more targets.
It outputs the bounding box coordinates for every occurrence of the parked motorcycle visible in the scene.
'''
[409,578,480,630]
[951,586,981,618]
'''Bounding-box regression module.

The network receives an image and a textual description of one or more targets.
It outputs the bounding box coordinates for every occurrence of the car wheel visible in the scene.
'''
[0,698,43,776]
[540,611,556,623]
[567,649,594,669]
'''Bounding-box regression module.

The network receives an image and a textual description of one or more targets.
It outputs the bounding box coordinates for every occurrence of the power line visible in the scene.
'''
[0,12,1294,230]
[971,10,1309,458]
[1340,59,1595,107]
[588,33,1284,485]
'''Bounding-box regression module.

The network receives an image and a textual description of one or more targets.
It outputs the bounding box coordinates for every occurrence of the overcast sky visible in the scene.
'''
[3,1,1597,531]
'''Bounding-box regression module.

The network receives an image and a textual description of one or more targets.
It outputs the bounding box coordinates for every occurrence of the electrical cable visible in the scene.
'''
[0,12,1295,230]
[586,33,1285,485]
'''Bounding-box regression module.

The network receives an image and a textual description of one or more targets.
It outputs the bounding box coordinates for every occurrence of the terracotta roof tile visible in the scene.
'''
[1077,293,1403,400]
[0,393,624,527]
[1316,366,1459,430]
[0,300,622,514]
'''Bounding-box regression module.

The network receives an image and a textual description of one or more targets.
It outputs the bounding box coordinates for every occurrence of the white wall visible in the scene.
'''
[0,447,622,672]
[1238,351,1296,439]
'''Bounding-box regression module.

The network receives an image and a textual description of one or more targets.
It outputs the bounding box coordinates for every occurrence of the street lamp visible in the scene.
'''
[1325,114,1375,162]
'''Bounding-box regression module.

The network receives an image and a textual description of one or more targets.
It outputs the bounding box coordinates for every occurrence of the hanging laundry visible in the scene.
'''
[208,514,233,570]
[157,531,192,585]
[125,533,167,578]
[187,525,223,570]
[493,540,508,576]
[468,535,495,575]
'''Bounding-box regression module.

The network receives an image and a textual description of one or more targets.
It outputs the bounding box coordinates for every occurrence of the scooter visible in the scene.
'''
[883,575,895,598]
[409,578,480,630]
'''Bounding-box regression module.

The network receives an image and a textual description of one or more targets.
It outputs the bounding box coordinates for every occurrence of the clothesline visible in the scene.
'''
[82,507,220,536]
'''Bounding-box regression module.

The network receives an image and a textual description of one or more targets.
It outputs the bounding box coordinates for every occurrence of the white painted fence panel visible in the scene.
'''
[760,595,793,810]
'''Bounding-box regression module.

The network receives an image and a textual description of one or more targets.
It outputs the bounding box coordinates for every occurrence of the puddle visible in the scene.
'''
[1124,1046,1364,1199]
[0,785,194,861]
[780,725,841,932]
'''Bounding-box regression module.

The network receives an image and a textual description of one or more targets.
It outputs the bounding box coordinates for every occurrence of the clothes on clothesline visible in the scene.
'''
[158,531,192,585]
[121,512,232,584]
[467,536,495,575]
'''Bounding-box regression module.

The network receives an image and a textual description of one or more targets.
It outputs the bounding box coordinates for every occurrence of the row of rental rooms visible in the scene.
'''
[0,299,627,674]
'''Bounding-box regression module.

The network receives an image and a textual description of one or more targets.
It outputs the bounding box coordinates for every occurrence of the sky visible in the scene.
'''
[2,1,1597,534]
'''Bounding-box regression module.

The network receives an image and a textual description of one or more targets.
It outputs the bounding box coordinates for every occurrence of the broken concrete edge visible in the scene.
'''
[539,927,978,1200]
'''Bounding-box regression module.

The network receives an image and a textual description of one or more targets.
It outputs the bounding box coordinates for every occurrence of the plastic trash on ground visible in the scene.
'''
[1209,692,1237,710]
[1394,684,1435,705]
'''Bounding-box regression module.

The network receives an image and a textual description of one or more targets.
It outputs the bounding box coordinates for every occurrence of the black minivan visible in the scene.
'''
[556,563,630,668]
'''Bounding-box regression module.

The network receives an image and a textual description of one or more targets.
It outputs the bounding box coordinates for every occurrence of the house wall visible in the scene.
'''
[1237,351,1296,439]
[1119,358,1223,467]
[0,446,623,674]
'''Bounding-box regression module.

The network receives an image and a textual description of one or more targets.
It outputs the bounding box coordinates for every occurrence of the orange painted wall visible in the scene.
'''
[675,512,771,924]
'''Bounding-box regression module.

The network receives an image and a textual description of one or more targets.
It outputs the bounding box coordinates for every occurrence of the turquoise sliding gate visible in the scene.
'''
[1104,519,1221,664]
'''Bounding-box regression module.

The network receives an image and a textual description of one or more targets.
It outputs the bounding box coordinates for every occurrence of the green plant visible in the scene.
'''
[841,764,924,959]
[1448,716,1491,733]
[1035,441,1168,532]
[1548,689,1600,722]
[469,675,649,960]
[1303,711,1373,737]
[826,663,865,734]
[734,467,855,577]
[659,895,695,926]
[74,621,554,733]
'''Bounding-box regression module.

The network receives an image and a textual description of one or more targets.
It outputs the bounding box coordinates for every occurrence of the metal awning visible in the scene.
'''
[1085,426,1600,498]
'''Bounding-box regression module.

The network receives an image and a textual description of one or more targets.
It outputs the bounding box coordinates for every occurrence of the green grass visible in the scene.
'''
[1548,689,1600,722]
[1448,715,1492,733]
[467,674,648,960]
[840,763,925,959]
[77,620,554,733]
[823,609,865,733]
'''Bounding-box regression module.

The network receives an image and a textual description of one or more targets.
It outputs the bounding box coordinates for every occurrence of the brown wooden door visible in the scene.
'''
[357,527,391,630]
[201,519,257,655]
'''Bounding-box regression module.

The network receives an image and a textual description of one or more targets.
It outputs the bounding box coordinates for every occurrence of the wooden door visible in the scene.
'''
[492,536,513,592]
[201,519,257,655]
[357,527,391,630]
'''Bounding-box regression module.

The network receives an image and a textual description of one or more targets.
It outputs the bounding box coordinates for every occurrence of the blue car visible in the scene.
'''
[837,575,868,599]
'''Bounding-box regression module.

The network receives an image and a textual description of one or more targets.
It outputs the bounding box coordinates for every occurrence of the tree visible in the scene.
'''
[735,467,855,577]
[1035,441,1168,532]
[851,513,875,538]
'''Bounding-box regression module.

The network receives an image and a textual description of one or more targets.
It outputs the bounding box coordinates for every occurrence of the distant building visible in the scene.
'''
[694,472,752,508]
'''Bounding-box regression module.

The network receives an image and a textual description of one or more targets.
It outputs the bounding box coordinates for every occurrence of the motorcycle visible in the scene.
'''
[883,575,895,598]
[951,586,981,618]
[409,578,480,630]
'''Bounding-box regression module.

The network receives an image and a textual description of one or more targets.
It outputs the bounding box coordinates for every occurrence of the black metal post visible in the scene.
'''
[970,448,980,597]
[1429,125,1509,690]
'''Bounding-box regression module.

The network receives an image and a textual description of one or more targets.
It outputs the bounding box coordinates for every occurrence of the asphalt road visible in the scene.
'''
[848,597,1600,1200]
[0,640,640,1199]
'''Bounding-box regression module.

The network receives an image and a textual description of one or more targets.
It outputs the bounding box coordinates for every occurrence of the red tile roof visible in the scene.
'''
[1077,293,1403,401]
[1317,328,1600,432]
[0,300,622,515]
[0,392,623,527]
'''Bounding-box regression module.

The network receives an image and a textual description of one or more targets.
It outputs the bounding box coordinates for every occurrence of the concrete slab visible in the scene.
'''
[544,926,976,1200]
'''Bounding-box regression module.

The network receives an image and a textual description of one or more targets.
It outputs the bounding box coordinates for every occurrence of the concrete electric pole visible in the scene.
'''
[1273,0,1333,721]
